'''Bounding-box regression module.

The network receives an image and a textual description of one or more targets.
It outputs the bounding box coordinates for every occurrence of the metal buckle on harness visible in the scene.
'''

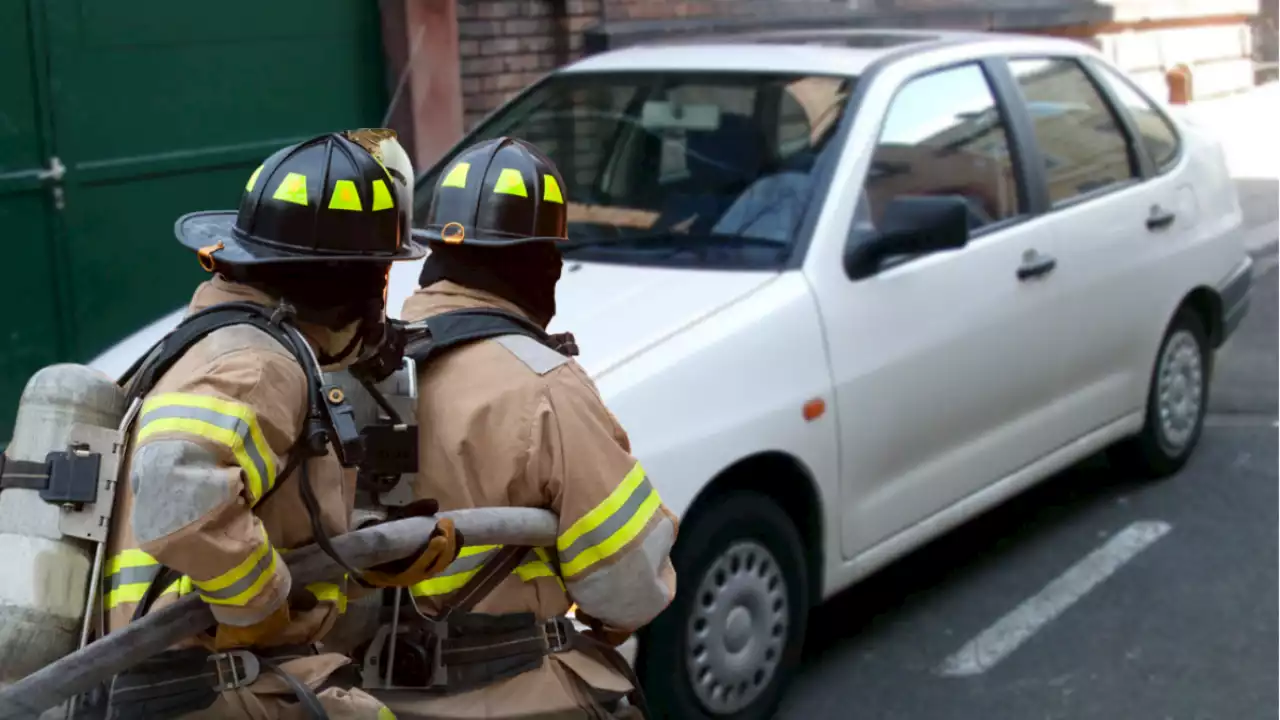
[424,616,449,688]
[208,650,261,692]
[544,616,570,653]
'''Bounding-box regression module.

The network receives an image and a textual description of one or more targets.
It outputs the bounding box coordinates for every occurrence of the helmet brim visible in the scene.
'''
[410,227,563,248]
[177,210,427,265]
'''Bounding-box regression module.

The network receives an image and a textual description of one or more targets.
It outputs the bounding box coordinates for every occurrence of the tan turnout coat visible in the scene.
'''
[103,276,388,719]
[380,281,678,720]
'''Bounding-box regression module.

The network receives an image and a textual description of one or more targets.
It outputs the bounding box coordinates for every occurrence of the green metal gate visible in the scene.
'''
[0,0,387,438]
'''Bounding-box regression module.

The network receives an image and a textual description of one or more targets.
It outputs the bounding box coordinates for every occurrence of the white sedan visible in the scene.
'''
[92,29,1252,719]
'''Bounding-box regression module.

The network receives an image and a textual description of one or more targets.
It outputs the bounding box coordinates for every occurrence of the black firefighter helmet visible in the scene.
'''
[415,136,568,247]
[175,129,426,269]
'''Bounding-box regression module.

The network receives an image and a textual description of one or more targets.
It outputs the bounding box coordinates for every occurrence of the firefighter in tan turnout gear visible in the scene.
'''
[97,130,459,720]
[367,137,678,719]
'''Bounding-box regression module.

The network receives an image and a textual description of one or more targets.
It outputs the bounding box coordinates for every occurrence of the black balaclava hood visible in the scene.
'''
[418,241,563,328]
[232,261,391,365]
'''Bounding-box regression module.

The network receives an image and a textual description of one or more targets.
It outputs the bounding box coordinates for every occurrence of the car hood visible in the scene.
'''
[88,259,777,381]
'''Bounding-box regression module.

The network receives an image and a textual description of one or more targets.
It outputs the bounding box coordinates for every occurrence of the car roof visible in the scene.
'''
[561,28,1083,77]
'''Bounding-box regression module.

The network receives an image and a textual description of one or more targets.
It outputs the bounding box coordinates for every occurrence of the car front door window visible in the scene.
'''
[859,62,1023,236]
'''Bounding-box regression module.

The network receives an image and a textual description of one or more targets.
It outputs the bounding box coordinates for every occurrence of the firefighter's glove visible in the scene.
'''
[209,586,317,650]
[576,608,633,647]
[212,601,291,651]
[361,517,460,588]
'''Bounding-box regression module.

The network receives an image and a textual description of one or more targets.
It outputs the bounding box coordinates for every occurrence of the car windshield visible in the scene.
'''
[413,70,856,270]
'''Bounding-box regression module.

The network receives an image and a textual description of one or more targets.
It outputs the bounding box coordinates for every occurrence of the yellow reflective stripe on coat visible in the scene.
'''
[137,392,277,504]
[106,548,158,575]
[306,581,349,614]
[557,462,661,578]
[191,527,279,606]
[103,551,193,611]
[409,545,563,598]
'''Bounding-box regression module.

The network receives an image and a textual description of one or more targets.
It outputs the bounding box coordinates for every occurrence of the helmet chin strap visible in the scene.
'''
[296,299,384,368]
[314,322,367,367]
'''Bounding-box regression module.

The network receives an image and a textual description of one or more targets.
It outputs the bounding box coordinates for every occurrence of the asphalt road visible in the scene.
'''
[778,217,1278,718]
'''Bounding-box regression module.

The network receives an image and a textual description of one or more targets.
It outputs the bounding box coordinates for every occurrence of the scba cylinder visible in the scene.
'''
[0,364,126,683]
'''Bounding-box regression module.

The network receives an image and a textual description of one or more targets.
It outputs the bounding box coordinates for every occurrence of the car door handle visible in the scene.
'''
[1017,250,1057,281]
[1146,205,1177,231]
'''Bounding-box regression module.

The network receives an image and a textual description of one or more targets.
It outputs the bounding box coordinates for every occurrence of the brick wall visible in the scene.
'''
[456,0,600,130]
[455,0,858,131]
[449,0,1266,139]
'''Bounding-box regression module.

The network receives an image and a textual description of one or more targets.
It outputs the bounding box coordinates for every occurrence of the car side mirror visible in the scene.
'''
[843,195,972,280]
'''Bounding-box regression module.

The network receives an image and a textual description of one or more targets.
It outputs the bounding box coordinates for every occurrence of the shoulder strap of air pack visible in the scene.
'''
[118,301,351,621]
[120,301,316,406]
[402,308,561,367]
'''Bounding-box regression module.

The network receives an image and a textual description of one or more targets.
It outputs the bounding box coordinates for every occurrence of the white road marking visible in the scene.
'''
[936,520,1172,678]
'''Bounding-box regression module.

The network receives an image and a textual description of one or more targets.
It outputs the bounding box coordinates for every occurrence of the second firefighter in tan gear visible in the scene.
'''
[101,130,454,719]
[380,137,678,718]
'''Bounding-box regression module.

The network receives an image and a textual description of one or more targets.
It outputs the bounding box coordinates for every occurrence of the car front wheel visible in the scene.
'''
[639,490,809,720]
[1110,305,1211,478]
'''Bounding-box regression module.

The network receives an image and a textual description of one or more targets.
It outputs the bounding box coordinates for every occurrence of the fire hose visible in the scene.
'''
[0,507,559,720]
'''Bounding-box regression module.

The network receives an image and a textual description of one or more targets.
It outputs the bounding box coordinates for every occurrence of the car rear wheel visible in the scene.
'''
[1109,305,1211,478]
[638,490,808,720]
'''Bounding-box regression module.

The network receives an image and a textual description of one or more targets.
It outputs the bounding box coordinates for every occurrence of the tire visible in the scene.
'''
[637,491,809,720]
[1109,305,1212,479]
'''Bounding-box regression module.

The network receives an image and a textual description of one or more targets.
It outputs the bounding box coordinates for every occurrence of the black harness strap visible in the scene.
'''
[402,308,561,366]
[437,545,532,620]
[106,646,328,720]
[120,302,309,401]
[0,456,50,490]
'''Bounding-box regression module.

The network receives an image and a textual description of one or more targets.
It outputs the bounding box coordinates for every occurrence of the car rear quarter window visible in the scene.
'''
[1008,58,1137,206]
[1091,63,1181,172]
[860,62,1021,232]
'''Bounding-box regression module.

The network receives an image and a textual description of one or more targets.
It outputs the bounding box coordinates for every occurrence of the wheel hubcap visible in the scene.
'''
[686,541,788,715]
[1156,329,1203,451]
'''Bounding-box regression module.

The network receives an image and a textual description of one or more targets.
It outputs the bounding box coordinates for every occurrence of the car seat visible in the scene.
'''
[655,113,768,234]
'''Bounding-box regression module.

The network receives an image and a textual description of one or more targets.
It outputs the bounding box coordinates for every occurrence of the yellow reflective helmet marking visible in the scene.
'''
[493,168,528,198]
[441,162,470,189]
[245,165,263,192]
[329,179,363,211]
[543,174,564,204]
[272,172,308,206]
[371,179,394,211]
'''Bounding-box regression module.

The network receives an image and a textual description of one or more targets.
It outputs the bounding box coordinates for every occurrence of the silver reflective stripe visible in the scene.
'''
[494,334,568,375]
[438,546,500,579]
[558,476,656,568]
[105,565,159,592]
[566,516,676,629]
[197,549,276,603]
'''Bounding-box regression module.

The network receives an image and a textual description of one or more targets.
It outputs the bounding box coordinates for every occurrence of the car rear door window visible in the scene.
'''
[1008,58,1137,205]
[861,62,1021,231]
[1091,63,1181,172]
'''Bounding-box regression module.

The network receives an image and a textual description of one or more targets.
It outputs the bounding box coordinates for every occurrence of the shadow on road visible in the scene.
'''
[799,450,1138,664]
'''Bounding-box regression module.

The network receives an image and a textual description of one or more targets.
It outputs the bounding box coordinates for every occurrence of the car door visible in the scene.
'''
[1000,56,1191,442]
[803,60,1073,559]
